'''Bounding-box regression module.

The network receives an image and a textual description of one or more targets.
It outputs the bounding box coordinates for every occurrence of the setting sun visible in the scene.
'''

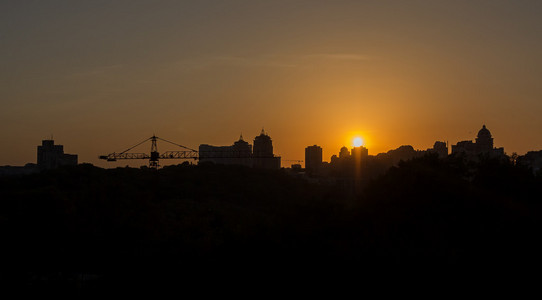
[353,137,364,147]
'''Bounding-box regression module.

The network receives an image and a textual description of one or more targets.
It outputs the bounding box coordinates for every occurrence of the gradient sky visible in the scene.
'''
[2,0,542,167]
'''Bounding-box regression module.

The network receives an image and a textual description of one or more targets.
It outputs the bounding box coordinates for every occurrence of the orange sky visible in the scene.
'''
[2,1,542,167]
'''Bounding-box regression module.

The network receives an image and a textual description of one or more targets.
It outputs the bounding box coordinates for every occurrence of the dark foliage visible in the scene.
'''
[1,157,541,293]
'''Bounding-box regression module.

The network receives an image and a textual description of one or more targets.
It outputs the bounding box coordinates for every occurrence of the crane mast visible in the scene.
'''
[150,136,159,168]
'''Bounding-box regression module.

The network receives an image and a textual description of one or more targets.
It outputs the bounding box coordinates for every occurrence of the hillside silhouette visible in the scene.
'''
[1,155,541,292]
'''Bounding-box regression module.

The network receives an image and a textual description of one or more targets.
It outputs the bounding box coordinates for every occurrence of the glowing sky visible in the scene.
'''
[2,0,542,167]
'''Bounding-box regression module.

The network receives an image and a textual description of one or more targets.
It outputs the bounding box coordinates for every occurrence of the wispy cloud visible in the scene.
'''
[304,53,373,61]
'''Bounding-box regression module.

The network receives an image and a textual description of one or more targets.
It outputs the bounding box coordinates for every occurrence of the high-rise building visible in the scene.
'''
[305,145,322,173]
[253,129,281,169]
[351,146,368,160]
[253,129,273,157]
[37,140,78,170]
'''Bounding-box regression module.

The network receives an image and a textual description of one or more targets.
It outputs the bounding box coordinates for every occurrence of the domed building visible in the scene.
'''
[452,125,504,159]
[475,125,494,153]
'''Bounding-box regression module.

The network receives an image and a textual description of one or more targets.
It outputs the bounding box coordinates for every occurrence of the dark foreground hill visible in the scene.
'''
[1,156,541,292]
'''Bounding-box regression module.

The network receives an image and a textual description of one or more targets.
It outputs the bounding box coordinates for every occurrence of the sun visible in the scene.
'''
[353,137,363,147]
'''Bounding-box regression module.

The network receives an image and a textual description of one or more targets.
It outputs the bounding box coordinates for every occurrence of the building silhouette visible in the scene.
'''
[374,145,419,166]
[452,125,504,159]
[199,135,253,167]
[452,140,476,157]
[351,146,369,160]
[37,139,78,170]
[253,129,281,170]
[330,146,355,165]
[339,146,350,159]
[475,125,494,153]
[329,145,368,169]
[427,141,448,158]
[199,130,281,170]
[305,145,322,173]
[517,150,542,174]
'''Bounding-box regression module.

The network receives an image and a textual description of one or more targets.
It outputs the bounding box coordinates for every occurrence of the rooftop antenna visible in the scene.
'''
[240,133,244,141]
[261,127,265,135]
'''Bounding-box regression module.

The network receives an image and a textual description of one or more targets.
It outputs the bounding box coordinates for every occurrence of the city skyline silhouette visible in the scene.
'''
[2,1,542,292]
[0,123,510,167]
[2,1,542,167]
[0,122,535,169]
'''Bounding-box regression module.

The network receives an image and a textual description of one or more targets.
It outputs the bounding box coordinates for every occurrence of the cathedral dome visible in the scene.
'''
[477,125,492,139]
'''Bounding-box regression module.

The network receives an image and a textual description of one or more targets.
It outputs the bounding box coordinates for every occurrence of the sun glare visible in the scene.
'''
[353,137,363,147]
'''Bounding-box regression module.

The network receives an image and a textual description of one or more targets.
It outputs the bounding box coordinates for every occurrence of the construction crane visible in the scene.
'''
[99,135,198,169]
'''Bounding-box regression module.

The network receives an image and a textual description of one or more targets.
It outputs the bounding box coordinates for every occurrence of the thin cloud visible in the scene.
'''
[304,53,373,61]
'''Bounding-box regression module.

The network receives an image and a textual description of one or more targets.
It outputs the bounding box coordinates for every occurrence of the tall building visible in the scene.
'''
[233,135,253,158]
[329,145,370,178]
[37,140,78,170]
[305,145,323,173]
[253,129,273,157]
[253,129,281,170]
[351,146,368,160]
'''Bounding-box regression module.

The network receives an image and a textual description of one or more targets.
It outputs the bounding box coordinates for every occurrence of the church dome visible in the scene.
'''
[477,125,492,139]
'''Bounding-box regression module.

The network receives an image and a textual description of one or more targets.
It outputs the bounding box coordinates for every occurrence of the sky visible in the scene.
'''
[1,0,542,167]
